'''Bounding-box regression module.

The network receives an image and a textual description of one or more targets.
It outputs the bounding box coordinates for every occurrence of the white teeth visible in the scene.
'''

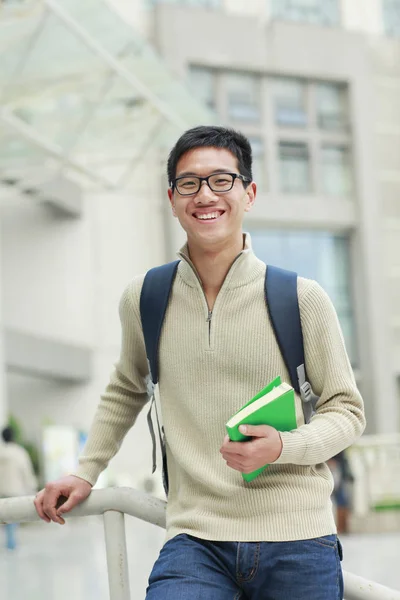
[196,212,220,220]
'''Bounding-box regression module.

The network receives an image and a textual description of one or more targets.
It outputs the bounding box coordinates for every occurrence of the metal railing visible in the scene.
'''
[1,487,400,600]
[350,434,400,518]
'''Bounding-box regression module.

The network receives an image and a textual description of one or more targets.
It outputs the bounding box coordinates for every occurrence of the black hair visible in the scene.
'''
[2,426,15,443]
[167,125,253,186]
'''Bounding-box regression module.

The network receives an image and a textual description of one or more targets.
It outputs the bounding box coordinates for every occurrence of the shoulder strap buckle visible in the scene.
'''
[297,364,319,423]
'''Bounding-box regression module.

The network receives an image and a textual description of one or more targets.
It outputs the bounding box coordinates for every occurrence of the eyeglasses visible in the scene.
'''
[171,172,251,196]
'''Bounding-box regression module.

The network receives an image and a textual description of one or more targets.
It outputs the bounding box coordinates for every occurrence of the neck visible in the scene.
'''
[187,233,245,308]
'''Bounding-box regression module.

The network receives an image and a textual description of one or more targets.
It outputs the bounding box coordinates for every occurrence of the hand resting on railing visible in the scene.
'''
[34,475,92,525]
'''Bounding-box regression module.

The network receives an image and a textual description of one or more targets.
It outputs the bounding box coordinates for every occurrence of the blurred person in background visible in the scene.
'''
[0,426,37,550]
[34,125,365,599]
[328,449,355,534]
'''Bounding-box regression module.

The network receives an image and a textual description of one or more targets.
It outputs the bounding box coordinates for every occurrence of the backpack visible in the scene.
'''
[140,260,319,495]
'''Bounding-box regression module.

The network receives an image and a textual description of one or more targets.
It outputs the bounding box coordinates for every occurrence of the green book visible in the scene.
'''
[225,379,297,482]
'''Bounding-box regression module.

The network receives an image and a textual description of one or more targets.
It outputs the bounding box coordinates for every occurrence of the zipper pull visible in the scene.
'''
[207,310,212,322]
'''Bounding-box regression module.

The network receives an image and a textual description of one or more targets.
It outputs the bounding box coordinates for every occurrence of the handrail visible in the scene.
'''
[1,487,399,600]
[0,487,166,527]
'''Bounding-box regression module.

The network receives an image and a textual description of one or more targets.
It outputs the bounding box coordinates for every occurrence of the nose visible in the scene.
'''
[194,181,218,204]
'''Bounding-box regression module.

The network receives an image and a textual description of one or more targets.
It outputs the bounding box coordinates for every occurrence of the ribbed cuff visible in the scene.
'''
[73,466,98,487]
[273,430,307,465]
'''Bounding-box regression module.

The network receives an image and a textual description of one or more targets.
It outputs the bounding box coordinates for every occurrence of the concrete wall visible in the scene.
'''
[370,38,400,378]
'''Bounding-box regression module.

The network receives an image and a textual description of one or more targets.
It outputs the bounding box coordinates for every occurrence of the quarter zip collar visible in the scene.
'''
[176,232,265,290]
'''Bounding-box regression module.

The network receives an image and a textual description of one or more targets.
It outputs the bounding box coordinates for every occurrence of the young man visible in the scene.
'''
[34,126,365,599]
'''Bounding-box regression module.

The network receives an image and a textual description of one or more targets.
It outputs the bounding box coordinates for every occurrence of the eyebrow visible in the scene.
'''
[176,168,238,178]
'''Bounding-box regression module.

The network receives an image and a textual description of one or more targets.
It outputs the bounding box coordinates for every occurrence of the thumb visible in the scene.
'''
[239,424,273,437]
[57,490,84,515]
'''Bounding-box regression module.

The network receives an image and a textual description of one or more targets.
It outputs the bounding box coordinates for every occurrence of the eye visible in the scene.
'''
[180,179,197,188]
[213,177,230,186]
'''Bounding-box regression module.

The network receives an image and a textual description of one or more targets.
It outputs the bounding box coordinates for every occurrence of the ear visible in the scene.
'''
[244,181,257,213]
[168,188,177,217]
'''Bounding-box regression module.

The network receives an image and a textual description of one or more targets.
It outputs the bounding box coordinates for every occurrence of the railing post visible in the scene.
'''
[103,510,131,600]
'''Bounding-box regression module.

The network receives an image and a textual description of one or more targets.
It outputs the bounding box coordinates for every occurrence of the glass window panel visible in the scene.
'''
[5,75,110,151]
[226,72,261,122]
[321,145,353,197]
[248,229,357,365]
[273,77,308,127]
[279,141,310,193]
[18,13,104,80]
[120,48,213,127]
[72,77,162,184]
[188,66,217,111]
[248,137,266,191]
[60,0,143,59]
[271,0,340,26]
[383,1,400,36]
[0,129,48,169]
[317,82,348,130]
[0,17,41,93]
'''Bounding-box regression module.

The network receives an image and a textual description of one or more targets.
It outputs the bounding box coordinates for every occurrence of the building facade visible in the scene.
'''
[132,0,400,434]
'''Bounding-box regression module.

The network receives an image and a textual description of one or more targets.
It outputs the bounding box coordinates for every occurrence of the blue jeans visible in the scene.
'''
[5,523,17,550]
[146,533,343,600]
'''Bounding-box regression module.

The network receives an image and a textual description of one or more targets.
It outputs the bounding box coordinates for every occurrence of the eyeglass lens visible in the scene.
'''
[176,173,234,195]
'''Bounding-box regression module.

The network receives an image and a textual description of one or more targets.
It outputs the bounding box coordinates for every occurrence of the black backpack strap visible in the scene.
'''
[265,265,318,424]
[140,260,180,385]
[140,260,179,494]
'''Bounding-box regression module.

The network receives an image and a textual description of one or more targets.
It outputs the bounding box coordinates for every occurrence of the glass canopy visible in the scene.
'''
[0,0,215,190]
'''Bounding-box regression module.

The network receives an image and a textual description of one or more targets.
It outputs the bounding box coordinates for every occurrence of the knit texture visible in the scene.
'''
[76,235,365,542]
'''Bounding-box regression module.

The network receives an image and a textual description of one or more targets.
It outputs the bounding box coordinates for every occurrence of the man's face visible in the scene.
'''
[168,147,256,249]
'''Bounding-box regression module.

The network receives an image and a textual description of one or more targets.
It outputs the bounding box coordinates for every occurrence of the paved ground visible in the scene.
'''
[0,517,399,599]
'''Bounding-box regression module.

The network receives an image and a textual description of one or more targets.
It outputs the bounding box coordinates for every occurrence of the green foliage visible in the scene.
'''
[7,414,40,476]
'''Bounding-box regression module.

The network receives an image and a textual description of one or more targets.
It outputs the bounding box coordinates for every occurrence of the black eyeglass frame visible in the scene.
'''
[170,172,252,196]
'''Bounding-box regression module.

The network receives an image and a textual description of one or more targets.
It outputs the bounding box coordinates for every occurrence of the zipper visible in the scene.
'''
[206,310,213,345]
[178,249,245,349]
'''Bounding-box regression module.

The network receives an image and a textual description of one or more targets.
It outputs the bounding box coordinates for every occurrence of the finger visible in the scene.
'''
[219,435,232,452]
[43,486,66,524]
[239,424,273,438]
[221,449,247,462]
[33,491,51,523]
[222,440,250,456]
[226,460,244,472]
[57,491,82,516]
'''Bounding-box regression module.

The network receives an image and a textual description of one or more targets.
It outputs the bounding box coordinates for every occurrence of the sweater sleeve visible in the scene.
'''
[75,277,149,485]
[274,279,366,466]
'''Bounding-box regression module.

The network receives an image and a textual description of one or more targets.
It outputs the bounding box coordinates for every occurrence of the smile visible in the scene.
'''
[193,210,225,222]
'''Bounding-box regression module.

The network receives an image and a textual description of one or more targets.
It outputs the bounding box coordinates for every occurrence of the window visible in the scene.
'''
[225,72,261,122]
[271,0,340,26]
[248,229,357,365]
[321,145,352,197]
[316,82,348,131]
[279,141,310,193]
[273,77,308,127]
[248,137,266,191]
[383,0,400,36]
[188,66,216,111]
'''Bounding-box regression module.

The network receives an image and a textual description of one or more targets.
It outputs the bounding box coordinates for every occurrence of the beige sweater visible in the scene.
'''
[0,442,37,497]
[76,235,365,542]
